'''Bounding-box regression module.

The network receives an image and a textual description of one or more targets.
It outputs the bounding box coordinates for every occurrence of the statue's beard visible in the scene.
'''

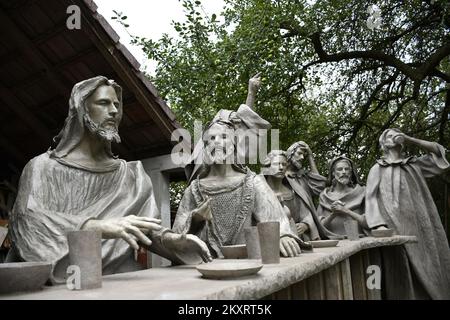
[203,144,235,165]
[84,114,121,144]
[291,159,302,170]
[336,175,350,185]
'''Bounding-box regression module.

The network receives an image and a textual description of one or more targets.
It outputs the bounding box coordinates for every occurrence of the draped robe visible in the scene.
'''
[365,144,450,299]
[10,152,190,283]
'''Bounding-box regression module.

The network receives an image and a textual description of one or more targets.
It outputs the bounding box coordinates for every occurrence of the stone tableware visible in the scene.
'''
[0,262,52,294]
[371,228,394,238]
[196,261,263,279]
[221,244,248,259]
[67,230,102,290]
[310,240,339,248]
[257,221,280,264]
[344,220,359,241]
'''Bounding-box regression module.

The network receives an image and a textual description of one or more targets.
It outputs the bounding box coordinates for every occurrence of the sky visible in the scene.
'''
[95,0,226,74]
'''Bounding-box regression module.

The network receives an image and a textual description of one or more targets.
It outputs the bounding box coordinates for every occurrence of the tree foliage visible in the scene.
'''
[127,0,449,178]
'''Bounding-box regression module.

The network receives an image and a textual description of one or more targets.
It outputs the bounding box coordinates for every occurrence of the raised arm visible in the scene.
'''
[245,73,262,109]
[395,133,441,155]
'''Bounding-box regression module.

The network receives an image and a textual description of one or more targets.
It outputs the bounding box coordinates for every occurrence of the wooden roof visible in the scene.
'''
[0,0,182,180]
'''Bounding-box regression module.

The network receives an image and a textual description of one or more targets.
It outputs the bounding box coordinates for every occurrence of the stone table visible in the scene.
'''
[1,236,416,300]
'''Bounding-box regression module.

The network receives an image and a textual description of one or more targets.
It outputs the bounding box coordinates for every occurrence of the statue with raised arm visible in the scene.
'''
[365,129,450,299]
[9,76,212,284]
[285,141,340,239]
[261,150,322,241]
[173,76,308,258]
[185,73,270,181]
[317,156,368,237]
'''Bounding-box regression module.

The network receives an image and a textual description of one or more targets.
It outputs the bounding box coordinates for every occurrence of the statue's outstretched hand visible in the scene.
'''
[82,215,162,250]
[280,236,301,257]
[163,232,213,263]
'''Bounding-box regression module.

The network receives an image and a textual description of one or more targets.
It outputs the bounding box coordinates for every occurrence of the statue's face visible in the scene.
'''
[203,123,235,164]
[269,154,288,178]
[333,160,352,186]
[290,147,305,169]
[383,129,401,149]
[84,85,121,143]
[86,85,120,128]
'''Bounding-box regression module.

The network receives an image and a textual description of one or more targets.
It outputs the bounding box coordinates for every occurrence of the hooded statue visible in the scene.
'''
[316,156,368,236]
[9,76,210,283]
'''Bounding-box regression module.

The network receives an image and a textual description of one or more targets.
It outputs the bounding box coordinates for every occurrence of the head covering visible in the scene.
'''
[50,76,123,160]
[185,104,271,181]
[379,128,404,154]
[327,156,363,187]
[286,141,308,163]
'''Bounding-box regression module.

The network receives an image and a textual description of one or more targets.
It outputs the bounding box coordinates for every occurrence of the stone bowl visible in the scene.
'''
[0,262,52,295]
[221,244,248,259]
[371,228,394,238]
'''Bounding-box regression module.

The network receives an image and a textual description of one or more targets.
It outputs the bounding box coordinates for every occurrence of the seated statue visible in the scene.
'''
[9,76,212,284]
[260,150,321,241]
[317,156,368,236]
[172,77,306,258]
[285,141,340,239]
[365,129,450,299]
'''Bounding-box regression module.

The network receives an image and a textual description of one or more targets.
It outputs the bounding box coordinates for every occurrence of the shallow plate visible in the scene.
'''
[196,261,263,279]
[371,228,394,238]
[310,240,339,248]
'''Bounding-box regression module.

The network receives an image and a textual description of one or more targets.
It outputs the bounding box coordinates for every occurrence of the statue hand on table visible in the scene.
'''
[82,215,162,250]
[162,232,213,263]
[280,236,301,257]
[296,222,309,235]
[192,198,213,222]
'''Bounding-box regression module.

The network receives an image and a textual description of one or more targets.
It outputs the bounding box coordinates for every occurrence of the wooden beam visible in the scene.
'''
[0,130,27,166]
[0,7,72,98]
[0,86,53,143]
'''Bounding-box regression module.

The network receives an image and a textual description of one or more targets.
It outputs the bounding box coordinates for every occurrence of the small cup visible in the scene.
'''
[244,227,261,259]
[344,220,359,241]
[257,221,280,264]
[67,230,102,290]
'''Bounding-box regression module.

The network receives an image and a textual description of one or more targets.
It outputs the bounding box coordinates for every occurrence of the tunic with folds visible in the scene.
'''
[286,170,342,239]
[317,184,368,236]
[172,171,298,258]
[10,152,187,283]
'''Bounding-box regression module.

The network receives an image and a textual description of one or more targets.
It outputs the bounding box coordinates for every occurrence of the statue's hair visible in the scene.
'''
[286,141,308,163]
[51,76,123,159]
[379,128,404,154]
[261,150,287,167]
[327,155,363,188]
